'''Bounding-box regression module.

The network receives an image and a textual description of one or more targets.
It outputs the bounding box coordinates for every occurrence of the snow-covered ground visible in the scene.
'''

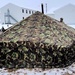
[0,63,75,75]
[0,24,12,29]
[68,24,75,29]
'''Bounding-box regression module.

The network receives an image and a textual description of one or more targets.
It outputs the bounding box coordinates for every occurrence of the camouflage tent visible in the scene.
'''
[0,11,75,69]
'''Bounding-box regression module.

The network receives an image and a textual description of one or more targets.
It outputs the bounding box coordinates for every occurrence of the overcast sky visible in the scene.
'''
[0,0,75,12]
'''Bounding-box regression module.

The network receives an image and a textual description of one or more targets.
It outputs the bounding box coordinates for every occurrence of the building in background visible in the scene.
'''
[0,3,36,28]
[0,3,75,29]
[47,4,75,28]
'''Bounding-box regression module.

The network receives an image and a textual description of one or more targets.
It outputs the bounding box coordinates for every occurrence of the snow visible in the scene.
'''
[0,63,75,75]
[0,24,12,29]
[68,24,75,28]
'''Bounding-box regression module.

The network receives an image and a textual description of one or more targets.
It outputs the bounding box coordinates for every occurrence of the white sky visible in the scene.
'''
[0,0,75,12]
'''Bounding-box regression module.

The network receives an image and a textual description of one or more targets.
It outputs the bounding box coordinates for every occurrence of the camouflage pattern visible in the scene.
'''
[0,11,75,69]
[0,41,75,69]
[0,11,75,46]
